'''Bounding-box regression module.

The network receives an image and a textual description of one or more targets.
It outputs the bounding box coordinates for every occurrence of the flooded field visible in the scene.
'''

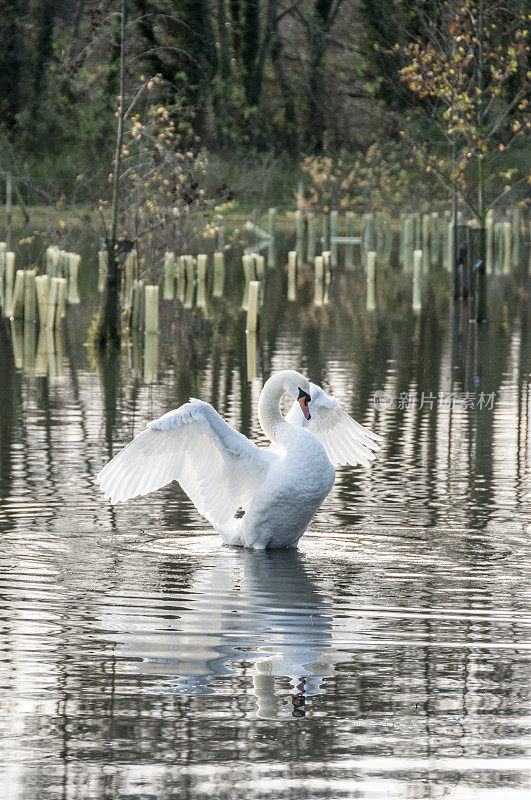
[0,232,529,800]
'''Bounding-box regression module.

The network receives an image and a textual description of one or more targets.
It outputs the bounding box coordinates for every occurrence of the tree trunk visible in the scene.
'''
[306,0,339,150]
[0,0,24,135]
[271,13,298,155]
[32,0,56,120]
[475,0,487,322]
[95,0,126,350]
[215,0,235,146]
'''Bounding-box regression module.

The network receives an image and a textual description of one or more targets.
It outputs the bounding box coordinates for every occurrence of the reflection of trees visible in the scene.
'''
[0,319,20,530]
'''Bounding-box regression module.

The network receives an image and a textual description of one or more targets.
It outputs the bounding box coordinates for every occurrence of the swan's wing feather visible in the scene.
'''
[285,382,381,468]
[96,399,272,524]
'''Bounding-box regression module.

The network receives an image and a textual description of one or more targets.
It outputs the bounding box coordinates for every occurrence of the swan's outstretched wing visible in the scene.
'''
[96,399,272,524]
[285,382,381,468]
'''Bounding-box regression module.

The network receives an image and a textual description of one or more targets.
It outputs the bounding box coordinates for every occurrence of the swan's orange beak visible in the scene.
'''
[298,389,311,420]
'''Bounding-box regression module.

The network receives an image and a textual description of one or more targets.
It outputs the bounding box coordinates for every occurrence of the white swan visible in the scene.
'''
[96,369,381,549]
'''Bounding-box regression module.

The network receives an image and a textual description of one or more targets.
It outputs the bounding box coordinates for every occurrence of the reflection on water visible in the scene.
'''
[0,230,529,799]
[108,547,333,717]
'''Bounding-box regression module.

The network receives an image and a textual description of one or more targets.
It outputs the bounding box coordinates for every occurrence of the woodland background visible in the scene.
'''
[1,0,528,212]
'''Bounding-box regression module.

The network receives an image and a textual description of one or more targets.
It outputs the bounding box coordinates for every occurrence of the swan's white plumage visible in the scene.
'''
[285,382,381,468]
[96,370,381,549]
[97,399,271,525]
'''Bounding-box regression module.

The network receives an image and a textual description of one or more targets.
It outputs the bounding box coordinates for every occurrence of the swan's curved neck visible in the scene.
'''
[258,373,289,443]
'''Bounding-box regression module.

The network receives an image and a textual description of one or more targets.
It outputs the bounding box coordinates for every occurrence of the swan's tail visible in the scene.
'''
[213,516,244,547]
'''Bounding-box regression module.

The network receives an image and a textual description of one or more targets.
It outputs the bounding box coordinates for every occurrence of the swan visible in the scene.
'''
[96,369,381,549]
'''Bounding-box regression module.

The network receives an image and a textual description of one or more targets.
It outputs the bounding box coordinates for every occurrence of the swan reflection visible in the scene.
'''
[108,547,335,717]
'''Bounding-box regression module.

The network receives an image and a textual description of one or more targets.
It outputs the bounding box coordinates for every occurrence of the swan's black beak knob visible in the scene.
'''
[297,388,311,420]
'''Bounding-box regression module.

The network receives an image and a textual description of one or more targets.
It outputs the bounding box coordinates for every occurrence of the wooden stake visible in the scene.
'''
[5,251,15,286]
[56,278,67,324]
[245,332,258,381]
[315,255,324,284]
[502,221,512,274]
[176,255,185,284]
[422,213,431,273]
[163,252,176,300]
[486,211,494,275]
[322,213,329,251]
[130,280,144,330]
[413,249,422,311]
[24,270,36,322]
[144,332,158,382]
[12,270,25,319]
[197,253,208,283]
[213,251,224,297]
[184,255,195,286]
[306,213,316,263]
[330,210,338,267]
[430,212,439,265]
[295,210,304,263]
[403,216,414,272]
[367,251,376,311]
[253,253,265,280]
[144,285,159,333]
[345,211,355,269]
[46,278,60,329]
[35,275,50,324]
[246,280,259,332]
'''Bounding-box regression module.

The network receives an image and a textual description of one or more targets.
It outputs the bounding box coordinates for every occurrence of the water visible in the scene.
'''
[0,232,529,799]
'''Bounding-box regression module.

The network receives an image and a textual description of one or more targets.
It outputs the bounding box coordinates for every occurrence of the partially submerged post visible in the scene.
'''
[430,212,439,265]
[403,216,414,272]
[24,270,36,322]
[253,253,265,280]
[5,251,15,288]
[295,210,304,264]
[322,213,329,251]
[287,251,297,302]
[246,332,258,381]
[330,210,338,267]
[366,251,376,311]
[12,270,25,319]
[306,213,316,263]
[486,211,494,275]
[163,252,176,300]
[130,280,144,330]
[35,276,49,323]
[197,253,208,283]
[502,221,512,274]
[413,249,422,311]
[314,255,324,284]
[144,332,158,382]
[213,251,224,297]
[422,214,431,273]
[246,280,259,333]
[345,212,355,269]
[144,285,159,333]
[361,213,375,271]
[184,255,195,286]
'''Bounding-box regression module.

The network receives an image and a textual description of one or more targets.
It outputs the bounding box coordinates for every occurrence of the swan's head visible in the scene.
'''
[283,370,311,420]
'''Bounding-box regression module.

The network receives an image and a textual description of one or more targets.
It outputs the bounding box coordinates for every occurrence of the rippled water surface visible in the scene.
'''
[0,230,529,799]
